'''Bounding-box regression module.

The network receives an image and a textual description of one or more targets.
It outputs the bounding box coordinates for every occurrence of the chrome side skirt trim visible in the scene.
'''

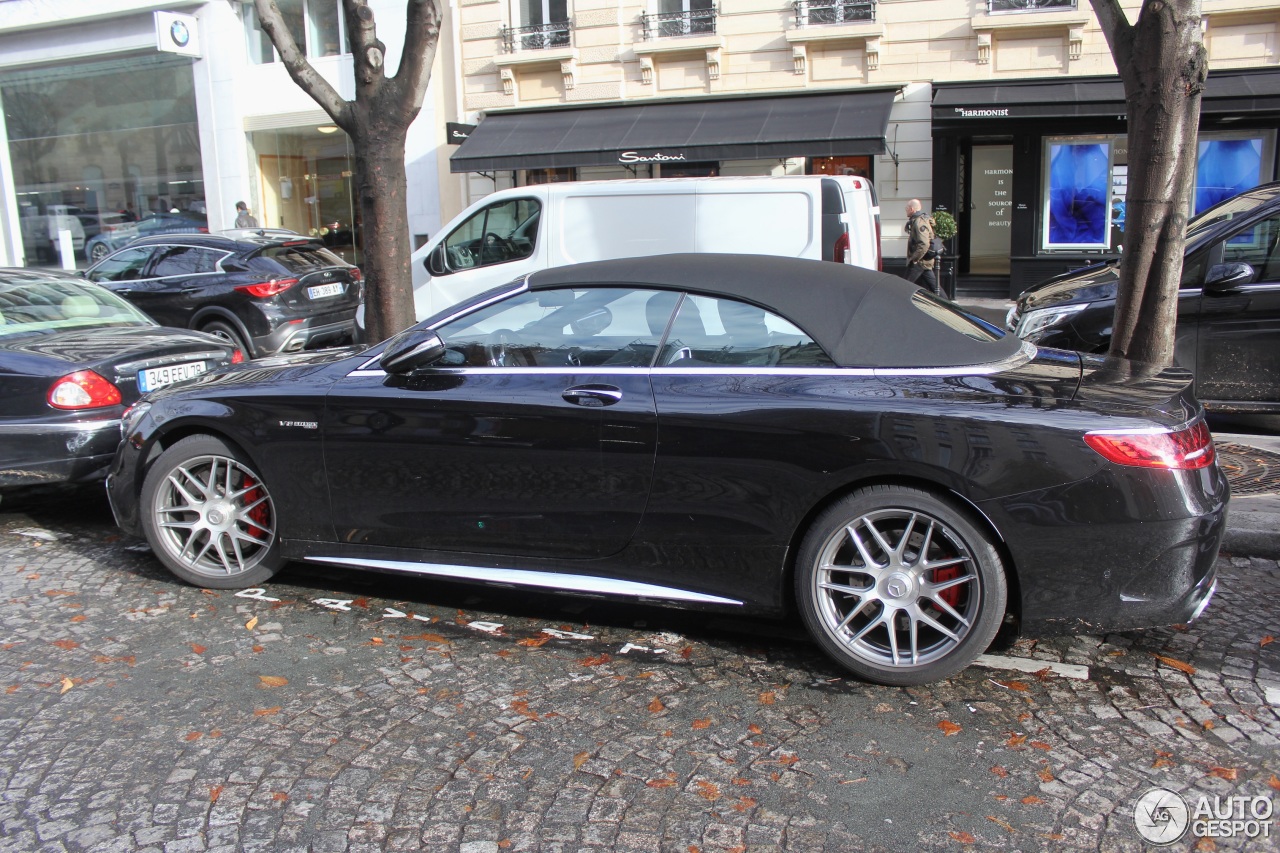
[0,419,120,434]
[304,555,744,606]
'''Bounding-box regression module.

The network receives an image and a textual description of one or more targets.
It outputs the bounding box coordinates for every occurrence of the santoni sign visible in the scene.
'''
[618,151,688,163]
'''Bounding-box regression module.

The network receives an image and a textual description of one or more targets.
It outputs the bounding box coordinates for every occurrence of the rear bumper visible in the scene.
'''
[253,316,356,357]
[0,418,121,488]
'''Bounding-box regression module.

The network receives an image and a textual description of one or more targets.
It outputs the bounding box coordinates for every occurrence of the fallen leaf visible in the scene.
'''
[579,654,611,667]
[1195,839,1217,852]
[59,677,74,694]
[777,754,799,766]
[184,731,202,742]
[1028,741,1051,751]
[254,706,281,717]
[1037,767,1055,783]
[510,700,539,720]
[51,639,79,650]
[748,724,763,735]
[5,686,18,694]
[494,649,513,658]
[190,644,207,655]
[990,766,1009,778]
[695,780,720,801]
[1261,635,1275,647]
[996,680,1030,691]
[692,718,711,729]
[759,691,776,705]
[1202,720,1215,730]
[1032,667,1053,681]
[1039,833,1066,842]
[69,615,86,623]
[732,777,751,786]
[403,633,450,644]
[245,616,259,631]
[271,792,288,802]
[1152,757,1175,769]
[573,752,590,770]
[1209,767,1238,782]
[680,646,693,659]
[209,785,223,803]
[1021,796,1043,805]
[1006,734,1027,747]
[251,645,264,654]
[732,796,757,812]
[646,778,677,788]
[949,831,977,844]
[368,637,383,645]
[938,720,962,737]
[258,675,288,688]
[986,815,1016,833]
[648,697,666,713]
[497,842,511,850]
[1153,654,1196,675]
[1269,774,1280,792]
[517,636,550,647]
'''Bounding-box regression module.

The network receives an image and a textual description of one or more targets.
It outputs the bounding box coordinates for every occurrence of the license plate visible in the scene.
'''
[138,360,207,393]
[308,282,344,299]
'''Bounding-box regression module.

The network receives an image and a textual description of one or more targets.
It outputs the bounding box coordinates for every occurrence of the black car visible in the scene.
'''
[84,232,362,359]
[106,254,1225,686]
[0,268,238,489]
[85,210,210,262]
[1007,181,1280,413]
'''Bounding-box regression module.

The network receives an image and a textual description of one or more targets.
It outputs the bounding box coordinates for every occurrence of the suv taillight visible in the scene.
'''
[1084,421,1215,470]
[235,278,298,298]
[833,232,849,264]
[350,267,363,282]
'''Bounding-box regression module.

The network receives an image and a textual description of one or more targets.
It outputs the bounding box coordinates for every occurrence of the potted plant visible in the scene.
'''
[931,209,958,298]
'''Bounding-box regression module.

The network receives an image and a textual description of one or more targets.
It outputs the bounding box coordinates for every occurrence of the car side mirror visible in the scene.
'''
[1204,262,1255,292]
[379,329,446,374]
[426,243,448,277]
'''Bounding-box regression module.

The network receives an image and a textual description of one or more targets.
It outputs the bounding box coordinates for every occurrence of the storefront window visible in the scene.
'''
[249,127,361,264]
[524,167,575,185]
[1041,131,1274,253]
[2,55,205,264]
[808,155,872,180]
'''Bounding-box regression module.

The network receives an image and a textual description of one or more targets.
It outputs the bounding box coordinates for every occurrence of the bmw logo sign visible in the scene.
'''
[170,20,190,48]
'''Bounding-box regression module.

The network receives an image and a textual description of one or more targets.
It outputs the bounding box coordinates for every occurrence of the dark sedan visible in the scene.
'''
[84,232,362,359]
[106,255,1225,685]
[85,210,209,262]
[1008,181,1280,413]
[0,268,239,489]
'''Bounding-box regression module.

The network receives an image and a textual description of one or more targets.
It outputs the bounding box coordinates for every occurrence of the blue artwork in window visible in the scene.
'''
[1195,138,1263,214]
[1047,143,1109,247]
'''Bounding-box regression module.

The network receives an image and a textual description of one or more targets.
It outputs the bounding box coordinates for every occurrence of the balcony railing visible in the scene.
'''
[500,21,572,53]
[793,0,876,27]
[641,6,717,40]
[988,0,1076,12]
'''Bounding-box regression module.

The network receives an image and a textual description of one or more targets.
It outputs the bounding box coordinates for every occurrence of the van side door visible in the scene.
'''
[420,197,543,317]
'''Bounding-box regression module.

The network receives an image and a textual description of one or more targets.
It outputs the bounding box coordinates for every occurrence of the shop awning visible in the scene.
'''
[932,68,1280,126]
[450,88,899,173]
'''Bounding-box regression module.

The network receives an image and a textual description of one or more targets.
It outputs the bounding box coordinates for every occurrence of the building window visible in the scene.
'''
[245,0,347,64]
[502,0,571,51]
[524,167,576,185]
[643,1,716,40]
[1040,131,1276,253]
[989,0,1076,12]
[793,1,876,27]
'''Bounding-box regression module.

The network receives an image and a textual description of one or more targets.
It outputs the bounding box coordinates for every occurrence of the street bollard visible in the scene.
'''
[57,229,76,270]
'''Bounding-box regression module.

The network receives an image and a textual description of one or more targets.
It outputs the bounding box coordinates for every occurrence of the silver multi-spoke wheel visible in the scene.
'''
[141,435,283,589]
[797,486,1007,685]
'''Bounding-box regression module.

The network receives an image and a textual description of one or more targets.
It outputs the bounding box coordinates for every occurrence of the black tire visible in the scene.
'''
[140,435,283,589]
[795,485,1007,686]
[201,320,252,359]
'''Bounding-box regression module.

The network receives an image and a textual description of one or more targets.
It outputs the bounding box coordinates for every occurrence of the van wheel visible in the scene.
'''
[795,486,1007,686]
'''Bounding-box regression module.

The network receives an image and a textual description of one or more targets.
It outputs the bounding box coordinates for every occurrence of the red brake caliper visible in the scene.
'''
[934,567,962,608]
[242,476,269,539]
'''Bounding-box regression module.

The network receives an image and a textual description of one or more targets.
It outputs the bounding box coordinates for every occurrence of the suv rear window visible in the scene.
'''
[250,246,346,275]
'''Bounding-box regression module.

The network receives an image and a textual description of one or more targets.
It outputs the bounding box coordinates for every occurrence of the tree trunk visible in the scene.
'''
[1091,0,1206,367]
[352,120,416,344]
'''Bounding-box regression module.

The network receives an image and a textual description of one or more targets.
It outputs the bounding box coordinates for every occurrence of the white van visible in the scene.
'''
[410,175,880,320]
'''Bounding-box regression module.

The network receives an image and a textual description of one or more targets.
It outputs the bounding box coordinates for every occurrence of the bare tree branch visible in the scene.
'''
[344,0,387,90]
[254,0,352,128]
[395,0,443,114]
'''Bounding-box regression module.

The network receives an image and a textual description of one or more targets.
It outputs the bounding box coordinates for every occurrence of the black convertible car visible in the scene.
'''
[106,255,1226,685]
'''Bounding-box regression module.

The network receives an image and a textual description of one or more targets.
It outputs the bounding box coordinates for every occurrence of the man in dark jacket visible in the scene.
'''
[903,199,940,296]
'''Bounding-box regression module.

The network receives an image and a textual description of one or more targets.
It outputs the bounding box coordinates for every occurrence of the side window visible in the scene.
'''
[1180,249,1208,289]
[1221,213,1280,283]
[435,287,671,367]
[659,294,835,367]
[440,198,541,274]
[85,247,154,283]
[150,247,222,278]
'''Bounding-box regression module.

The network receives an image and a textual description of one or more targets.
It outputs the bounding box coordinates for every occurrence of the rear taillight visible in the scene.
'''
[48,370,122,410]
[231,350,246,364]
[235,278,298,298]
[1084,421,1215,470]
[833,232,850,264]
[350,267,363,282]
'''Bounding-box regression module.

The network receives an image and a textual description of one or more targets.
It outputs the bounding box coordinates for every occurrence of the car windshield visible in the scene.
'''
[1185,184,1280,242]
[0,277,153,337]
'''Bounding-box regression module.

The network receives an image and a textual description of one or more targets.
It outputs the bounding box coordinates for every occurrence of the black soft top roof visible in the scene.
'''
[527,254,1024,369]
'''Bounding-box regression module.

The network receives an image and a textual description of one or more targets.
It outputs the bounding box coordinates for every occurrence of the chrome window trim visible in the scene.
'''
[305,556,744,606]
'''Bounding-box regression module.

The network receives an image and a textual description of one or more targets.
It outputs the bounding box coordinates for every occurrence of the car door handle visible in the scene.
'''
[562,385,623,407]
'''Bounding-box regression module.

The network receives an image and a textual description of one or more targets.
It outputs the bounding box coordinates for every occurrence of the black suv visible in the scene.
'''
[1007,181,1280,413]
[84,232,362,359]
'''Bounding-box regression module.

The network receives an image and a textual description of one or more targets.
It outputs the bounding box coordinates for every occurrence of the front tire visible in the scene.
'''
[140,435,282,589]
[795,486,1007,686]
[201,320,252,359]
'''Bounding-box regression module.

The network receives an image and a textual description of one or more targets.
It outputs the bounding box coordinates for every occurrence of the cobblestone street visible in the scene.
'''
[1,487,1277,852]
